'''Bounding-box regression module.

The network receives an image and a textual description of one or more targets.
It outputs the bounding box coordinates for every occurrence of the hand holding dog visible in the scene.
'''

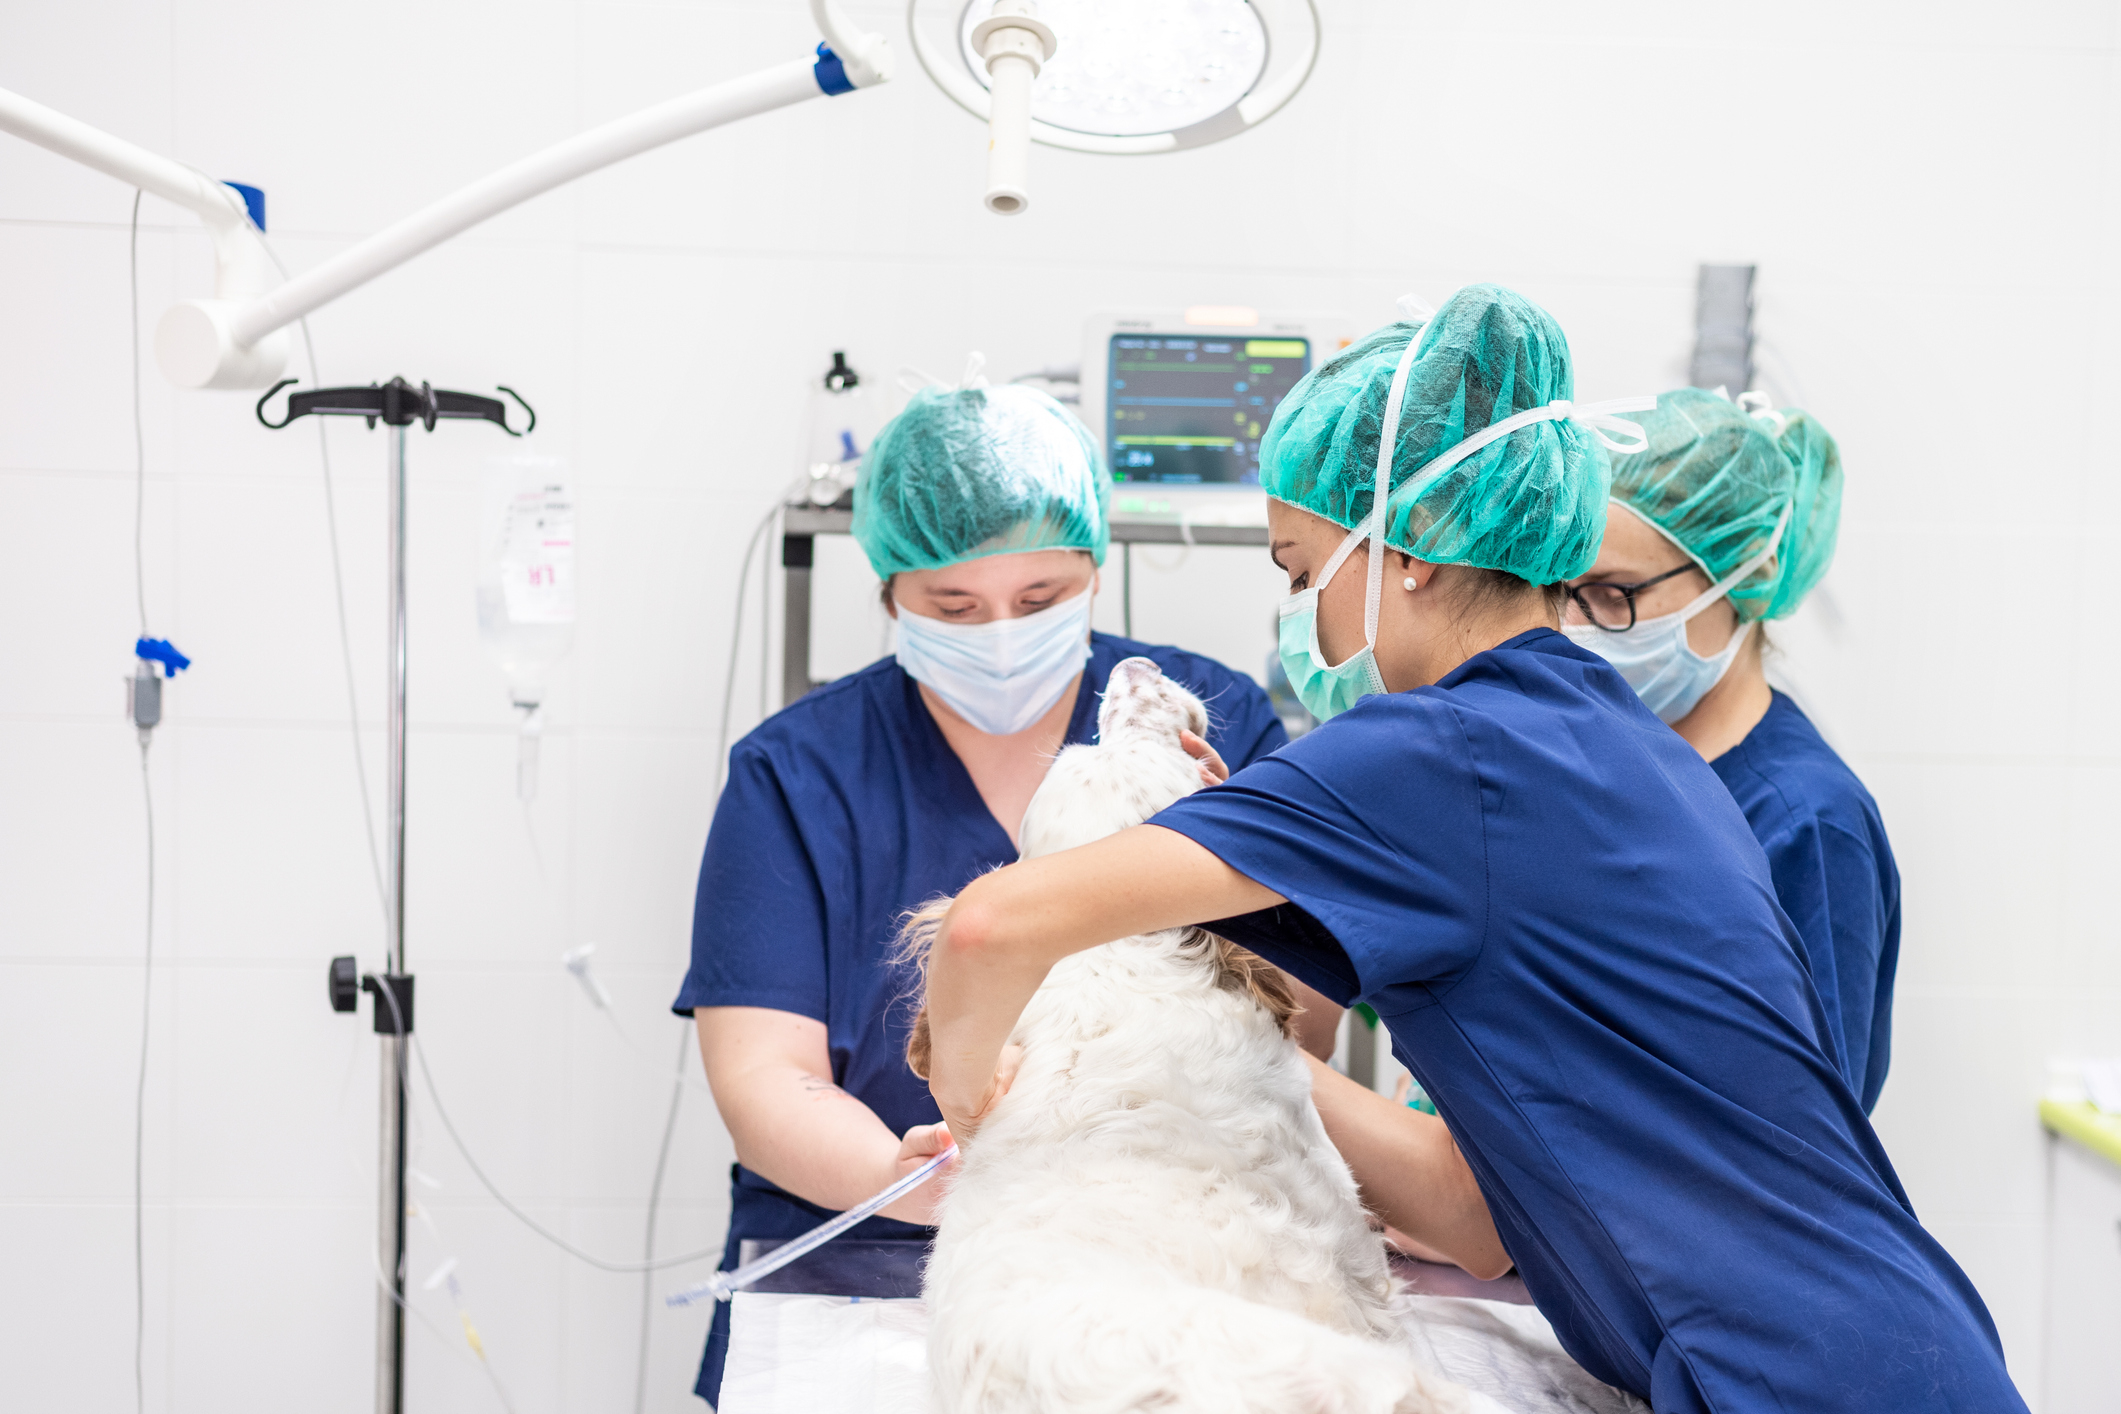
[929,1045,1021,1147]
[1179,729,1229,786]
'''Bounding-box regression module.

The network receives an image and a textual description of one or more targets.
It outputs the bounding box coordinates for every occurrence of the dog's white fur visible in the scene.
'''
[910,657,1465,1414]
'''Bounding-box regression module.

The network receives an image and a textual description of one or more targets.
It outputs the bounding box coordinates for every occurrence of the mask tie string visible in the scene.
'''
[1670,502,1794,622]
[1372,395,1659,557]
[1364,336,1425,647]
[1736,389,1790,436]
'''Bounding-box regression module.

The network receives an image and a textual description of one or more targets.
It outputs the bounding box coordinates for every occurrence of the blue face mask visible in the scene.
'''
[1562,503,1788,724]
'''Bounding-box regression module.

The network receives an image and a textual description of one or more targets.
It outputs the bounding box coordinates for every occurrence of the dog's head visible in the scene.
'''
[1095,654,1210,747]
[1018,657,1211,861]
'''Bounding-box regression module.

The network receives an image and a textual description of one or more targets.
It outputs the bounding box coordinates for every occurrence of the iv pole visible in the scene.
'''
[286,379,531,1414]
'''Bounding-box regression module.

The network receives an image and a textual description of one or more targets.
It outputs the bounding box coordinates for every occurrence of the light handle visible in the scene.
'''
[971,1,1057,215]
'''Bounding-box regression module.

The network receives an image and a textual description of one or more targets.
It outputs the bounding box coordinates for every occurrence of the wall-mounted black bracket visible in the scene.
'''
[256,375,534,435]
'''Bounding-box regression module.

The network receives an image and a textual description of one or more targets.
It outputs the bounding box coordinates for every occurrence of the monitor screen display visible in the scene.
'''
[1106,334,1312,485]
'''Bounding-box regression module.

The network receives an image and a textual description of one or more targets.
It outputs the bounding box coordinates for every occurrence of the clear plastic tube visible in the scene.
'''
[664,1144,957,1308]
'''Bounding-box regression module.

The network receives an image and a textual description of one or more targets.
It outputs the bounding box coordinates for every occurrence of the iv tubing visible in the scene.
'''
[665,1143,958,1307]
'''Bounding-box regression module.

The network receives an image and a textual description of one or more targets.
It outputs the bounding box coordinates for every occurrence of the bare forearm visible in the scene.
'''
[713,1061,909,1211]
[1284,974,1343,1062]
[1305,1055,1511,1279]
[925,890,1054,1125]
[926,824,1283,1130]
[697,1008,940,1222]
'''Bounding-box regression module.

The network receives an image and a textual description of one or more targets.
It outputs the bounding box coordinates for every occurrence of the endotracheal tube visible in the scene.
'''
[477,454,575,802]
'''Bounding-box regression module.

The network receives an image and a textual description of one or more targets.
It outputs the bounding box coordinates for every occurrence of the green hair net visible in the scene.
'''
[1606,388,1843,622]
[1258,284,1611,585]
[852,384,1109,580]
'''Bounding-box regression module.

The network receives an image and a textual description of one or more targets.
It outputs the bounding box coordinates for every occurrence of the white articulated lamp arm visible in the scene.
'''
[206,59,832,372]
[0,86,278,302]
[195,7,890,391]
[0,2,892,391]
[0,86,246,229]
[811,0,893,87]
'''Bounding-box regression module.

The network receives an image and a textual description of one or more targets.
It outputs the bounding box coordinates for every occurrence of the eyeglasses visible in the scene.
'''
[1566,564,1696,632]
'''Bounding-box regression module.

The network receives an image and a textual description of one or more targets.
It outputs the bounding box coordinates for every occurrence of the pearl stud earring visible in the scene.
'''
[1403,576,1419,592]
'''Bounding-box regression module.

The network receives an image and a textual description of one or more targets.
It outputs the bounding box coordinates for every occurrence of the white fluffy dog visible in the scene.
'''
[902,657,1465,1414]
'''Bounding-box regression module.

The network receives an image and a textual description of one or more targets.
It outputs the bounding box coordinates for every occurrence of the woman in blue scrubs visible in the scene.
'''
[671,380,1285,1406]
[919,288,2024,1413]
[1560,389,1898,1111]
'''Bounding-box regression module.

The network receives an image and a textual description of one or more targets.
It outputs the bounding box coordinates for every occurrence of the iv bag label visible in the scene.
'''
[496,482,575,624]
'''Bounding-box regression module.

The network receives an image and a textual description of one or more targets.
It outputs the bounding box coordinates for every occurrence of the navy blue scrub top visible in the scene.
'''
[1155,630,2021,1414]
[673,632,1286,1405]
[1712,690,1900,1113]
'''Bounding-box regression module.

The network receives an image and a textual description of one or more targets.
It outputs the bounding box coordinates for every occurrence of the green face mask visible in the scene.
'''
[1275,522,1389,722]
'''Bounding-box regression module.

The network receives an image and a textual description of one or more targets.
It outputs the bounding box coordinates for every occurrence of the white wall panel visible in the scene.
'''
[0,720,171,961]
[165,1204,373,1414]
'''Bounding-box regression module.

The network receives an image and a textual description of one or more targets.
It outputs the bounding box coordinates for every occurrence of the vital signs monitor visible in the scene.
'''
[1080,309,1352,525]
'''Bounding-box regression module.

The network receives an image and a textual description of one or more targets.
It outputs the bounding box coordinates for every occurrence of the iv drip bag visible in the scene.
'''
[477,453,576,802]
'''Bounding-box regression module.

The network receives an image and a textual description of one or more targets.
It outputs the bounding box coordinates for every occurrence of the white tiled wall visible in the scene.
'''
[2,2,2112,1410]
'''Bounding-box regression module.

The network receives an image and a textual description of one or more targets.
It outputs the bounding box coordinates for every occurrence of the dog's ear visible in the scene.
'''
[1203,934,1301,1038]
[906,1005,932,1079]
[894,894,956,1080]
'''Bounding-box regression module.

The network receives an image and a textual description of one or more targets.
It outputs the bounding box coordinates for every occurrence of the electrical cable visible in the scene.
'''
[126,186,152,1414]
[253,233,391,934]
[716,504,782,794]
[634,1024,692,1414]
[403,1030,723,1273]
[130,192,147,641]
[132,741,152,1414]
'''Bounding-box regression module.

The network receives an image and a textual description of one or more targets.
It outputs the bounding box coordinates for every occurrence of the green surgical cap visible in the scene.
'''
[1607,388,1843,622]
[852,384,1109,579]
[1258,283,1609,585]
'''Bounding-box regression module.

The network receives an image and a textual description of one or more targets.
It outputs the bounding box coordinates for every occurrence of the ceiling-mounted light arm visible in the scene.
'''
[811,0,894,87]
[0,2,892,392]
[190,58,843,388]
[0,87,278,305]
[191,7,893,392]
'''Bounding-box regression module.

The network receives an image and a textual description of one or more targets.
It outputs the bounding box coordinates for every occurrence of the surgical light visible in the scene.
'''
[911,0,1321,214]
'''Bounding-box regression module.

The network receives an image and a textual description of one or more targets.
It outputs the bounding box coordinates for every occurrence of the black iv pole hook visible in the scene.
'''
[257,376,535,436]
